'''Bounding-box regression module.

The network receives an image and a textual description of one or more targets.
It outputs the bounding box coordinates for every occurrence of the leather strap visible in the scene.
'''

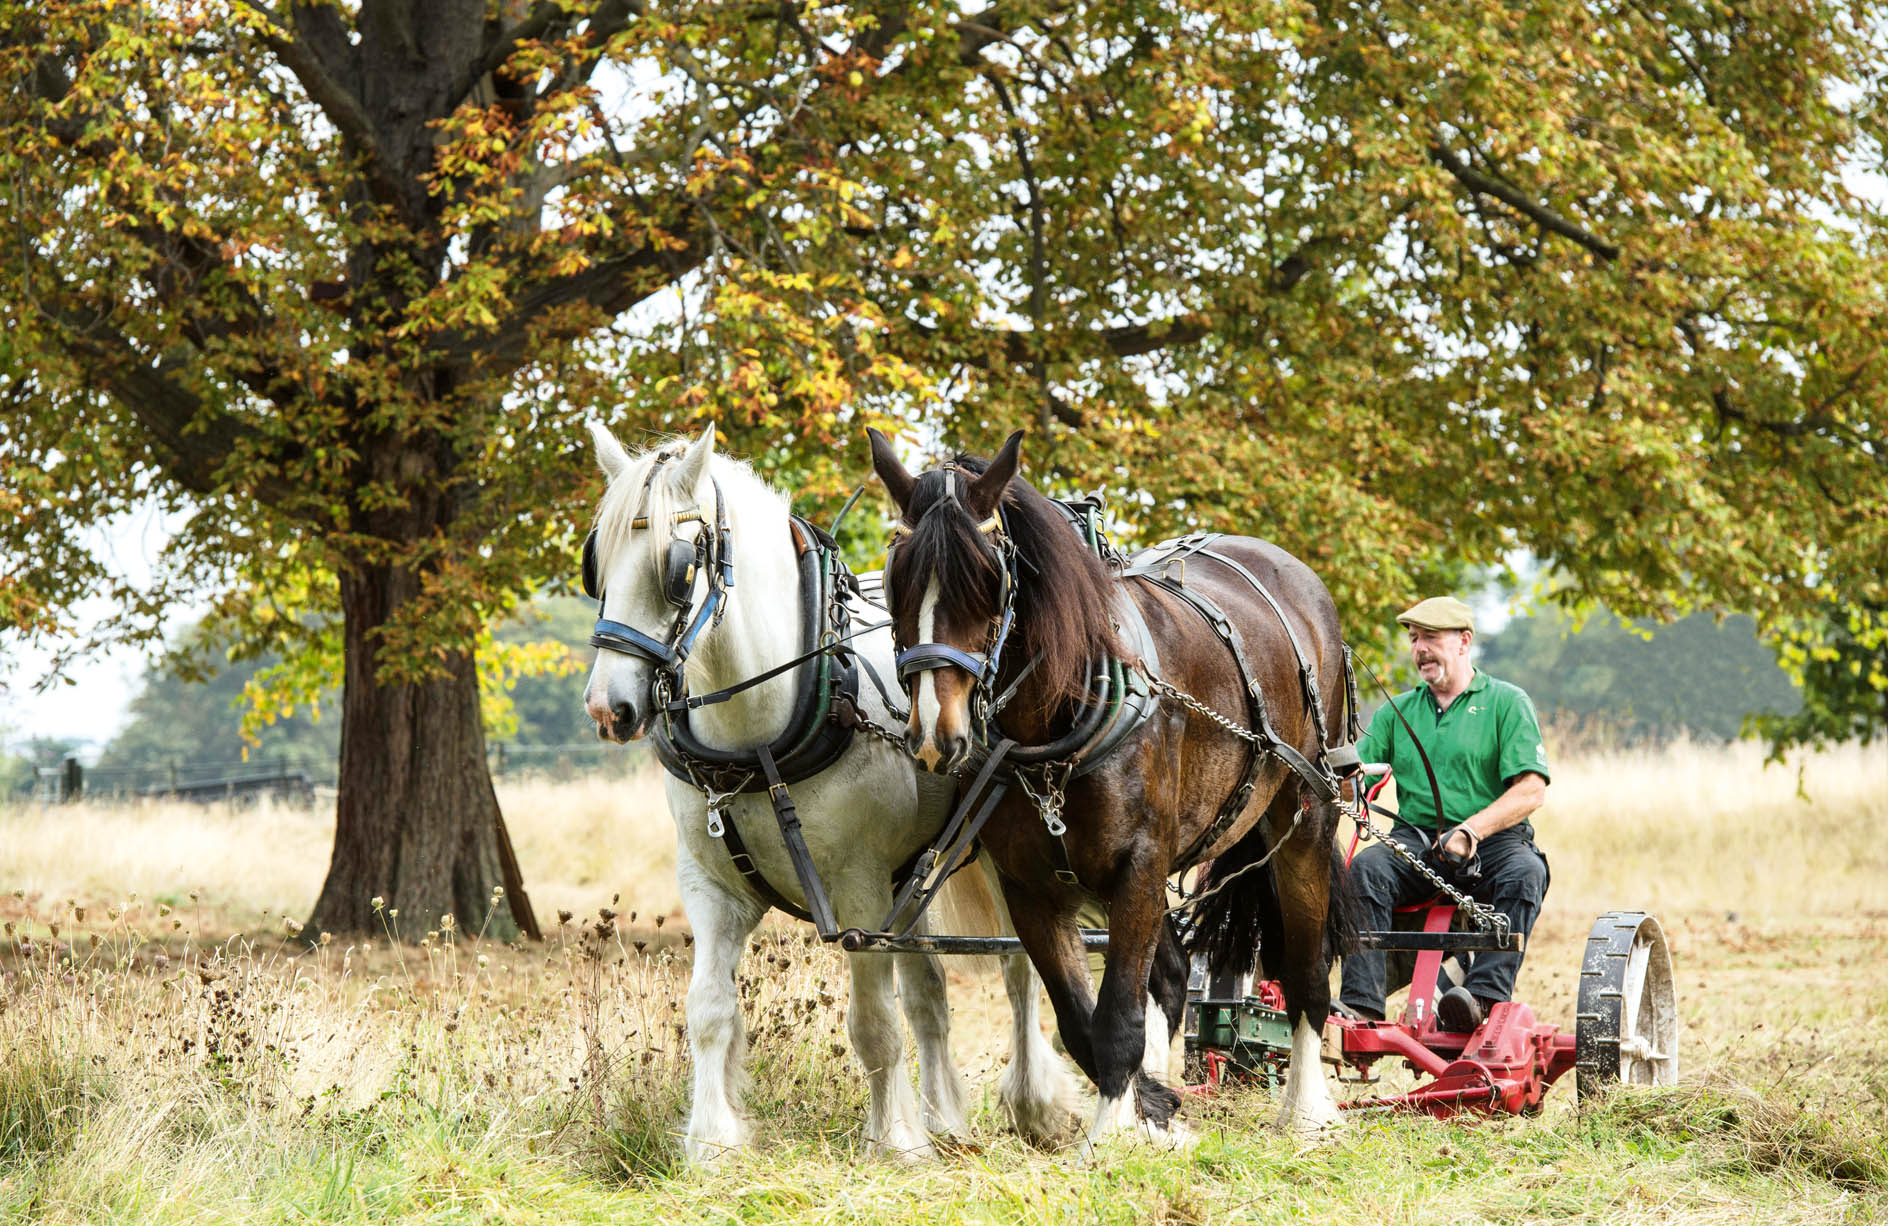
[1187,543,1333,754]
[757,743,839,938]
[880,738,1017,938]
[717,804,814,923]
[896,642,991,681]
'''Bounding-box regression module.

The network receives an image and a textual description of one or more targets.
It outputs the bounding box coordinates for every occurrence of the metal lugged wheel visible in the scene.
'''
[1575,910,1680,1100]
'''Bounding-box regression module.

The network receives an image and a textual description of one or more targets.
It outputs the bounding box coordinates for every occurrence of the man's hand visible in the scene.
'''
[1439,826,1477,861]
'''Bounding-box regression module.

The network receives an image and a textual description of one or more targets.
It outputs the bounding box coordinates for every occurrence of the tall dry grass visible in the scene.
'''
[7,738,1877,936]
[497,771,679,925]
[1355,737,1887,922]
[0,770,679,934]
[1538,737,1887,919]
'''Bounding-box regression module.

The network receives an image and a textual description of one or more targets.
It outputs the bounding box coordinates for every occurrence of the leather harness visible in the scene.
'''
[1123,533,1356,868]
[585,474,1359,937]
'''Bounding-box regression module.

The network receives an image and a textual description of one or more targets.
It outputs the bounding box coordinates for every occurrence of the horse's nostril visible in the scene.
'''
[612,699,637,731]
[904,727,923,755]
[947,735,968,766]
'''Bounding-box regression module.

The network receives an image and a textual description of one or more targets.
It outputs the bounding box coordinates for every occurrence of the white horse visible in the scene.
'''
[581,423,1081,1161]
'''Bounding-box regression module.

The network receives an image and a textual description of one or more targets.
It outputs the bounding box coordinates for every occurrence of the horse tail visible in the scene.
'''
[1325,837,1361,960]
[925,851,1006,972]
[1187,818,1360,981]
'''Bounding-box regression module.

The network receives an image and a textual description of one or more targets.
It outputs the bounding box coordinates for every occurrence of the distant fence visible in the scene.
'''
[24,741,643,806]
[36,754,334,806]
[486,742,646,782]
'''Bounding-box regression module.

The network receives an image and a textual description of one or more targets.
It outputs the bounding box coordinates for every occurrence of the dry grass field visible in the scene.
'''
[2,738,1884,1224]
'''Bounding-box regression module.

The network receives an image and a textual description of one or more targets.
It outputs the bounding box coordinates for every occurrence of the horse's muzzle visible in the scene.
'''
[590,695,651,744]
[909,727,968,774]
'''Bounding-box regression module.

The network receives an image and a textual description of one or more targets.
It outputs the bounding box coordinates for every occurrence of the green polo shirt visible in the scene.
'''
[1355,669,1551,831]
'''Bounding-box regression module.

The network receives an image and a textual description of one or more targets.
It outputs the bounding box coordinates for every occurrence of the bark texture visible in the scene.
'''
[309,566,539,941]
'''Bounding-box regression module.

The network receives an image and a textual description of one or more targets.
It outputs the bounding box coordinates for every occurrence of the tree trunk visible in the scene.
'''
[307,565,541,942]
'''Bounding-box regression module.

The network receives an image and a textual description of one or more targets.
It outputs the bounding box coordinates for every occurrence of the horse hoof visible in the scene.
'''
[868,1135,936,1163]
[1003,1100,1083,1149]
[683,1132,749,1165]
[922,1105,971,1140]
[1142,1118,1195,1151]
[1272,1106,1342,1137]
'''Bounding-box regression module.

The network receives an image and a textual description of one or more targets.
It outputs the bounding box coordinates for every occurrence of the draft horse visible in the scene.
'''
[581,424,1084,1159]
[869,428,1357,1140]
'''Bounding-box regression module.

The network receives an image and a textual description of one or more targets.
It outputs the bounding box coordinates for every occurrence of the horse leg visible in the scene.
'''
[968,857,1081,1144]
[840,941,934,1159]
[1266,794,1344,1133]
[676,854,766,1162]
[1086,857,1185,1146]
[893,948,970,1138]
[1142,916,1189,1082]
[1000,877,1103,1087]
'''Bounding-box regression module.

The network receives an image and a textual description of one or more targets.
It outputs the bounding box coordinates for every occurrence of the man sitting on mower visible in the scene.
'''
[1337,596,1553,1033]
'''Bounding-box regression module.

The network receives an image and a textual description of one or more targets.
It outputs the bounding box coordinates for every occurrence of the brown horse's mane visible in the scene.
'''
[888,453,1124,720]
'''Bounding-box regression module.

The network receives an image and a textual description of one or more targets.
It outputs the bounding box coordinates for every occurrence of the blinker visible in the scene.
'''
[581,530,600,600]
[579,519,703,606]
[663,537,700,608]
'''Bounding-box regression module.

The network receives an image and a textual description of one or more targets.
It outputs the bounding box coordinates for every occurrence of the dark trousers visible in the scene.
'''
[1338,822,1550,1017]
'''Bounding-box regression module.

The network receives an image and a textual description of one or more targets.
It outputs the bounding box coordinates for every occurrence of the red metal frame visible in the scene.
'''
[1192,771,1577,1116]
[1325,900,1576,1117]
[1187,901,1577,1115]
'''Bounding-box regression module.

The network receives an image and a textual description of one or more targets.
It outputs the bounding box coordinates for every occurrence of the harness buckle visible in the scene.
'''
[704,789,736,838]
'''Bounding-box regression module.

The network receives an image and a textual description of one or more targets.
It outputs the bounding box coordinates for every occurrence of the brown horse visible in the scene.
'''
[868,428,1356,1141]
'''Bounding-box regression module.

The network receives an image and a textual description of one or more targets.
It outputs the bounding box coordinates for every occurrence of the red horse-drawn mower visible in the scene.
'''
[1185,777,1680,1116]
[1186,903,1679,1116]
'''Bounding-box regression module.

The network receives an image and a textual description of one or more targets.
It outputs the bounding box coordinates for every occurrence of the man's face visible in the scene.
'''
[1408,625,1472,690]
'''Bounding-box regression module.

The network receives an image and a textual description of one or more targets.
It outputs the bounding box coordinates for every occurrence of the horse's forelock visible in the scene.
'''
[888,469,1004,628]
[590,439,777,595]
[898,457,1123,718]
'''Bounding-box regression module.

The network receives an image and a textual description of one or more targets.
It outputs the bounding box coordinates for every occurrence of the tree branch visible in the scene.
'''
[438,229,709,377]
[241,5,415,219]
[1428,142,1620,262]
[41,298,303,509]
[449,1,570,108]
[908,315,1209,366]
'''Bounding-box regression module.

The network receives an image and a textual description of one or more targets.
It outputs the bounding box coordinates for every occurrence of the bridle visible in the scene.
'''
[888,466,1020,735]
[583,452,736,699]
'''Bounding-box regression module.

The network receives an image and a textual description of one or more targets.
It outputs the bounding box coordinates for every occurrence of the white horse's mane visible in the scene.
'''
[592,434,788,591]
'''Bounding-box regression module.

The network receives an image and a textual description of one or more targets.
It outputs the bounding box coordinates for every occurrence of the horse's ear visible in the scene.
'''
[867,427,915,514]
[669,422,717,496]
[590,421,632,481]
[965,430,1024,520]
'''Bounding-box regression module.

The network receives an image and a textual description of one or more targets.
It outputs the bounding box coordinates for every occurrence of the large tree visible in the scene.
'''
[2,2,1882,939]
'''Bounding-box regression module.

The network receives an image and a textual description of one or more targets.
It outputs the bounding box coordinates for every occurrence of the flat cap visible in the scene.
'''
[1396,595,1475,632]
